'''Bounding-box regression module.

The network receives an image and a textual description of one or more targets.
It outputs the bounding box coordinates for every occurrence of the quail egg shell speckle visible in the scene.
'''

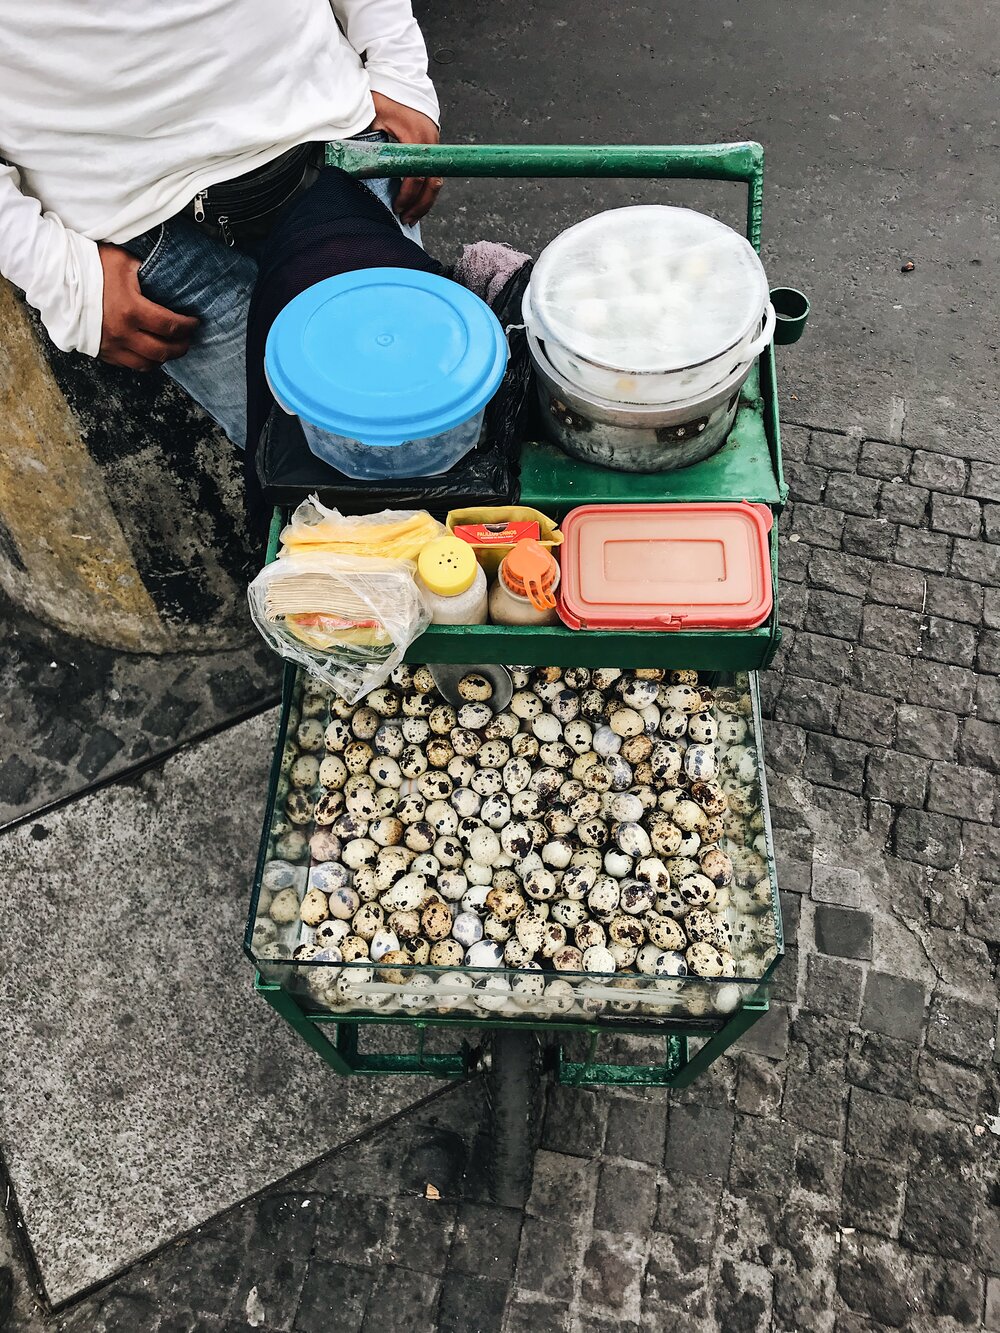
[466,939,503,969]
[453,778,485,821]
[619,880,656,915]
[425,800,458,835]
[543,979,576,1013]
[411,853,441,880]
[541,838,574,870]
[678,873,717,906]
[457,703,492,730]
[252,918,279,949]
[457,672,493,702]
[366,928,399,961]
[373,724,404,758]
[686,941,726,977]
[551,898,588,929]
[436,869,468,901]
[453,911,484,947]
[524,867,558,901]
[614,823,651,859]
[369,816,404,848]
[510,966,545,1006]
[298,887,329,927]
[433,836,464,870]
[289,755,320,790]
[471,769,503,797]
[684,744,717,781]
[314,918,350,948]
[422,901,454,940]
[313,826,344,858]
[466,827,500,864]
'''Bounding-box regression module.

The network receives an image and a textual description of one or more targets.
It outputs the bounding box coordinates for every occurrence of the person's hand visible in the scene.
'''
[98,243,199,370]
[370,91,442,226]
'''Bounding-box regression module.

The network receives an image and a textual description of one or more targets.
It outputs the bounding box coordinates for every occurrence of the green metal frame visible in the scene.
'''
[255,976,768,1088]
[325,141,765,250]
[250,142,787,1087]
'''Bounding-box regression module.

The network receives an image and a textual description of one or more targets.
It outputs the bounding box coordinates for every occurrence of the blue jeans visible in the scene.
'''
[123,162,417,448]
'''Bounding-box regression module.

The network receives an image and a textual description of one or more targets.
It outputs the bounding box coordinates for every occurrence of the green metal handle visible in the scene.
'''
[325,141,765,250]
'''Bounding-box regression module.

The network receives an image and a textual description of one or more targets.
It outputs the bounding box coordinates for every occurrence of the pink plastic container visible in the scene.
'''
[557,502,774,631]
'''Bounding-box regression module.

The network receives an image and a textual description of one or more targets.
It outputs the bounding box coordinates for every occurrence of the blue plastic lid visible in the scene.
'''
[265,268,509,447]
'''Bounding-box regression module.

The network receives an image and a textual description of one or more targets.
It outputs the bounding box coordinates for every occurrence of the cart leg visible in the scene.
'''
[485,1029,546,1207]
[669,998,768,1089]
[259,983,358,1076]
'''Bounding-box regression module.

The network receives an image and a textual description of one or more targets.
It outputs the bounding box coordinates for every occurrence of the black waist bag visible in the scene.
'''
[189,144,314,228]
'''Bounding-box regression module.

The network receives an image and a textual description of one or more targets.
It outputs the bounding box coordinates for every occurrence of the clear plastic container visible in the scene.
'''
[265,268,508,482]
[523,205,772,405]
[301,410,486,481]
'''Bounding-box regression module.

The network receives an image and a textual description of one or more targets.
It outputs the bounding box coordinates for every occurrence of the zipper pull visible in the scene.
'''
[217,215,234,247]
[193,191,206,222]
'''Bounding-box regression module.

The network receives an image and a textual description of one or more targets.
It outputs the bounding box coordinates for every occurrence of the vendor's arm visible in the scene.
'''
[332,0,440,124]
[331,0,442,224]
[0,160,104,355]
[0,162,197,368]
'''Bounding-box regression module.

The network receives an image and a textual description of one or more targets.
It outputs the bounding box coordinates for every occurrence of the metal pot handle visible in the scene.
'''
[744,302,776,361]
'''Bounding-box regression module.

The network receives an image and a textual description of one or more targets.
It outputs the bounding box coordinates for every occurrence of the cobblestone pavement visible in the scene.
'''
[1,417,998,1330]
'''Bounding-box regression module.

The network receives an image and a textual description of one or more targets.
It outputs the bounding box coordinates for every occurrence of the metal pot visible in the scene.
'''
[529,332,752,473]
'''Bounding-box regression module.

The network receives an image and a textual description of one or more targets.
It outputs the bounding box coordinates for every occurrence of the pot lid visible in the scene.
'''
[557,502,774,632]
[525,206,769,375]
[265,268,508,446]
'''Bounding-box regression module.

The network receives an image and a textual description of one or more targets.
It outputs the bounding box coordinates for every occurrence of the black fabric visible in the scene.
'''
[244,166,533,540]
[256,407,519,518]
[244,165,443,534]
[485,258,536,464]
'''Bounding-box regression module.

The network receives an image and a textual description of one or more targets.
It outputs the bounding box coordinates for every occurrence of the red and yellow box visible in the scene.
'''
[452,519,541,546]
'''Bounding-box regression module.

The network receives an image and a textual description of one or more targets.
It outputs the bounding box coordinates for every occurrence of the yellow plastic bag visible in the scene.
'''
[280,495,444,563]
[445,505,563,577]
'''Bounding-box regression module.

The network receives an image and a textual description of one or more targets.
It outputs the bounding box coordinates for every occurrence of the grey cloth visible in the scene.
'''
[452,240,532,309]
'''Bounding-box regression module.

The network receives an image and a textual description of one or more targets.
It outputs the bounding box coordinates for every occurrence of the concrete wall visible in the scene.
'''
[0,281,257,653]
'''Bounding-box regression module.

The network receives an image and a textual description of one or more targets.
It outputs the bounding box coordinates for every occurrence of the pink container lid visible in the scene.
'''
[557,503,774,631]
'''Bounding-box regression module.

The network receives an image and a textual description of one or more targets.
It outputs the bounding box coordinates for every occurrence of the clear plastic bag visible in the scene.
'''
[248,550,430,703]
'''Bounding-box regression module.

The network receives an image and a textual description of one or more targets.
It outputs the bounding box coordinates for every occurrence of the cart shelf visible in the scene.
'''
[404,519,780,670]
[263,513,782,671]
[520,356,784,514]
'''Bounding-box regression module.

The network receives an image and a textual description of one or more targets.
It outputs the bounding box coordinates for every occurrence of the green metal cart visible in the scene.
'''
[245,142,787,1202]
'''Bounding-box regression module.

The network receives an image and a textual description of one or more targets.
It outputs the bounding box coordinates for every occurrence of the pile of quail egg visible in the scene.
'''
[251,666,777,1020]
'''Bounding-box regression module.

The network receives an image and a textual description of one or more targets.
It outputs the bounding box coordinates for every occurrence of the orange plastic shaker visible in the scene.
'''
[499,539,559,611]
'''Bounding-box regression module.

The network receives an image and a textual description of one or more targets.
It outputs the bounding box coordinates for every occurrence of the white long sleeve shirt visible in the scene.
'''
[0,0,439,356]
